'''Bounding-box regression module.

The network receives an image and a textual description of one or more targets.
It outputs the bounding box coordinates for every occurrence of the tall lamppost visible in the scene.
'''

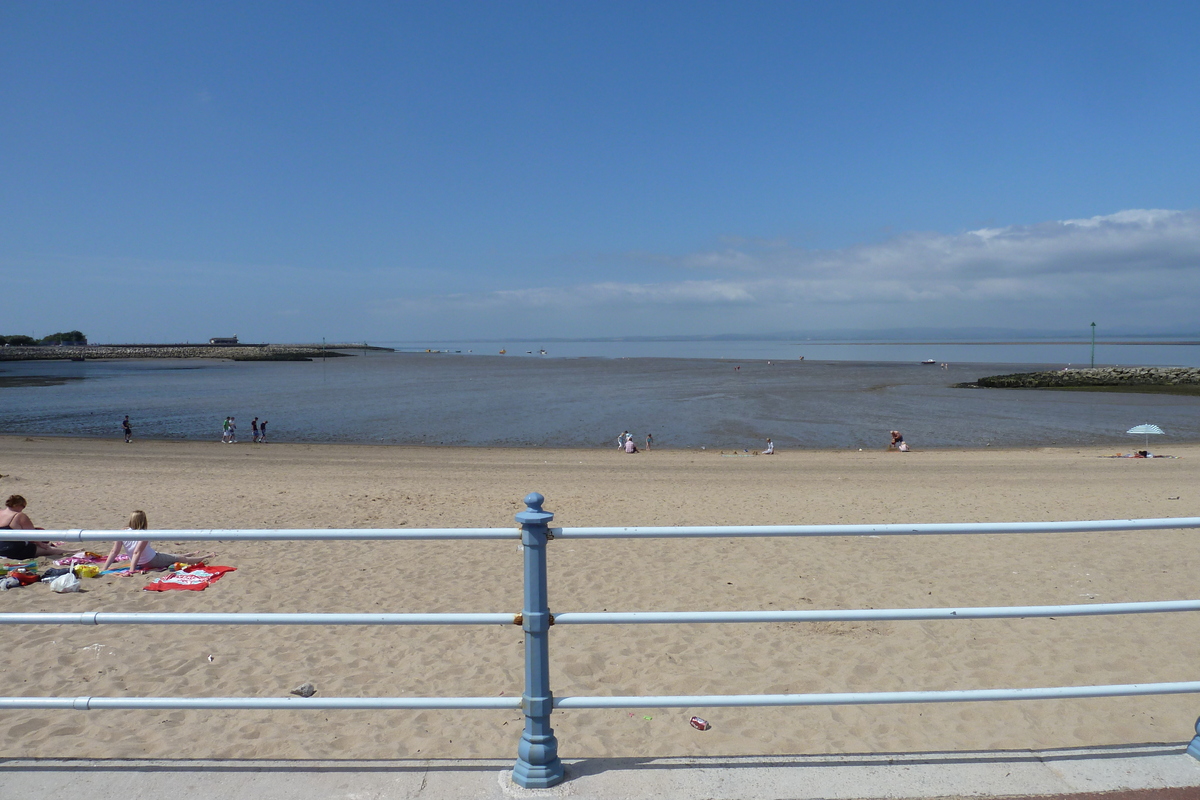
[1090,322,1096,368]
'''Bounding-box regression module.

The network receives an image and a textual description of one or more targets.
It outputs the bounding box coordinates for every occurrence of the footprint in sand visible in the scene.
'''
[7,719,49,737]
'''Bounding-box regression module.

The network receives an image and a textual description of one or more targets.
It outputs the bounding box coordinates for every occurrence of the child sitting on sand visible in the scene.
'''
[100,510,216,574]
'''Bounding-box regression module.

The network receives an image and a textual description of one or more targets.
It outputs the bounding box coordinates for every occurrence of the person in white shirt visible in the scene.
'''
[100,511,216,574]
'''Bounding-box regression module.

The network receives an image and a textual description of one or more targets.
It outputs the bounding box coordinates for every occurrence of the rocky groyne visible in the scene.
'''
[0,344,386,362]
[959,366,1200,390]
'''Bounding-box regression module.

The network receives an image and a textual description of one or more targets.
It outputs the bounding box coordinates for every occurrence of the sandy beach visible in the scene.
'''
[2,435,1200,762]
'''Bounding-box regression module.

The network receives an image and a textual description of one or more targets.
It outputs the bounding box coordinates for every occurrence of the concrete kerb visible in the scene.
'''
[4,745,1200,800]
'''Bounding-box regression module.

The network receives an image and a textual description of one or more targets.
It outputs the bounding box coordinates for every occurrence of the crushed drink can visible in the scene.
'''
[689,716,710,731]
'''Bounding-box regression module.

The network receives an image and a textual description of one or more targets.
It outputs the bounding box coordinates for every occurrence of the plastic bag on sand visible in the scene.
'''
[49,571,82,593]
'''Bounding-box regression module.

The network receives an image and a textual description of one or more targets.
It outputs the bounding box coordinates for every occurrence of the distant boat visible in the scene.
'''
[921,359,936,365]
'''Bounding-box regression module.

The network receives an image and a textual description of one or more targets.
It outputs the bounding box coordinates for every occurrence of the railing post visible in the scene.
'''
[511,492,564,788]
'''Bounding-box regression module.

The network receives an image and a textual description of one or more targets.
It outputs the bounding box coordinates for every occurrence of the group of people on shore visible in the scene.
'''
[222,416,268,444]
[1,495,212,574]
[617,431,652,453]
[120,415,271,445]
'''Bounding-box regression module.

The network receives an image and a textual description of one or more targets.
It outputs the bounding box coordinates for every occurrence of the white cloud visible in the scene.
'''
[1059,208,1179,229]
[381,209,1200,335]
[653,208,1200,301]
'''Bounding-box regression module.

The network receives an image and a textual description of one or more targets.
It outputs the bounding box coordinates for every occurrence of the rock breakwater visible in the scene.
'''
[959,366,1200,389]
[0,344,378,362]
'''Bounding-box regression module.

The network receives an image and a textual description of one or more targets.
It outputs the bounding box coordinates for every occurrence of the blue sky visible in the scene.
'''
[2,2,1198,342]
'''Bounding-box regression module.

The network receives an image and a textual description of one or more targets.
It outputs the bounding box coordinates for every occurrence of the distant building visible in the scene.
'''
[209,336,239,345]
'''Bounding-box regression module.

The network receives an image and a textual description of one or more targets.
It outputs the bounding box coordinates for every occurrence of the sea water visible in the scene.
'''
[386,339,1200,367]
[1,342,1198,449]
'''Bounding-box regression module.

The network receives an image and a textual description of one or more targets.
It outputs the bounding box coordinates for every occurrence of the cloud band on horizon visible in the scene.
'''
[378,209,1200,336]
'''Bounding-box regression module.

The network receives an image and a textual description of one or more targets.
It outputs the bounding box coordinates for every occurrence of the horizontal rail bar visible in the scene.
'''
[1,527,518,543]
[0,696,522,711]
[552,599,1200,625]
[553,681,1200,709]
[5,602,1197,629]
[7,518,1199,545]
[7,683,1199,711]
[0,612,516,626]
[552,517,1200,539]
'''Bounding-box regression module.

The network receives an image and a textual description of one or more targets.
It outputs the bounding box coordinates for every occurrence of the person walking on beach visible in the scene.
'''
[618,431,630,449]
[251,417,260,443]
[646,433,653,451]
[221,417,231,443]
[228,417,237,443]
[122,415,132,444]
[259,419,268,443]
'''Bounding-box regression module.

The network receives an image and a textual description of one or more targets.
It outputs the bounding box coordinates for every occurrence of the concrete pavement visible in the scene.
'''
[4,743,1200,799]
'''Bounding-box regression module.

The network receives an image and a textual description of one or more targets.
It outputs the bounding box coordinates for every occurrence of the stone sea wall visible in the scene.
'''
[960,366,1200,389]
[0,344,371,362]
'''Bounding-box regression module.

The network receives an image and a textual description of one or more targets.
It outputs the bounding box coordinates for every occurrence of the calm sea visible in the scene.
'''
[1,340,1198,449]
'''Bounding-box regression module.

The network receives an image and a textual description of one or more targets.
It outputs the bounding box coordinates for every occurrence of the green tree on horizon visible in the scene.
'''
[39,330,88,345]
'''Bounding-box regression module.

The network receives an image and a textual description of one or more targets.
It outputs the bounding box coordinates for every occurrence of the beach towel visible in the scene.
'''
[53,552,106,567]
[1102,453,1180,459]
[143,565,236,592]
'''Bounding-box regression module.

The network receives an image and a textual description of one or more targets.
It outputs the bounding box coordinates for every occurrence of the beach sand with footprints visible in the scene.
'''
[2,435,1200,761]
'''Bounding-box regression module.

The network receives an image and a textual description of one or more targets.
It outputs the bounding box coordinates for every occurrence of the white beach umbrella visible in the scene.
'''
[1126,423,1165,447]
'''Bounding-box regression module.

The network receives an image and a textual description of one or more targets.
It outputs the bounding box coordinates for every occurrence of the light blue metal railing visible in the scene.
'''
[4,495,1200,788]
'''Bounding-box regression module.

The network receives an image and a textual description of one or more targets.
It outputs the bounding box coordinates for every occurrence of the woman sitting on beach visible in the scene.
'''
[0,495,70,559]
[624,438,640,453]
[763,438,774,454]
[100,510,215,575]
